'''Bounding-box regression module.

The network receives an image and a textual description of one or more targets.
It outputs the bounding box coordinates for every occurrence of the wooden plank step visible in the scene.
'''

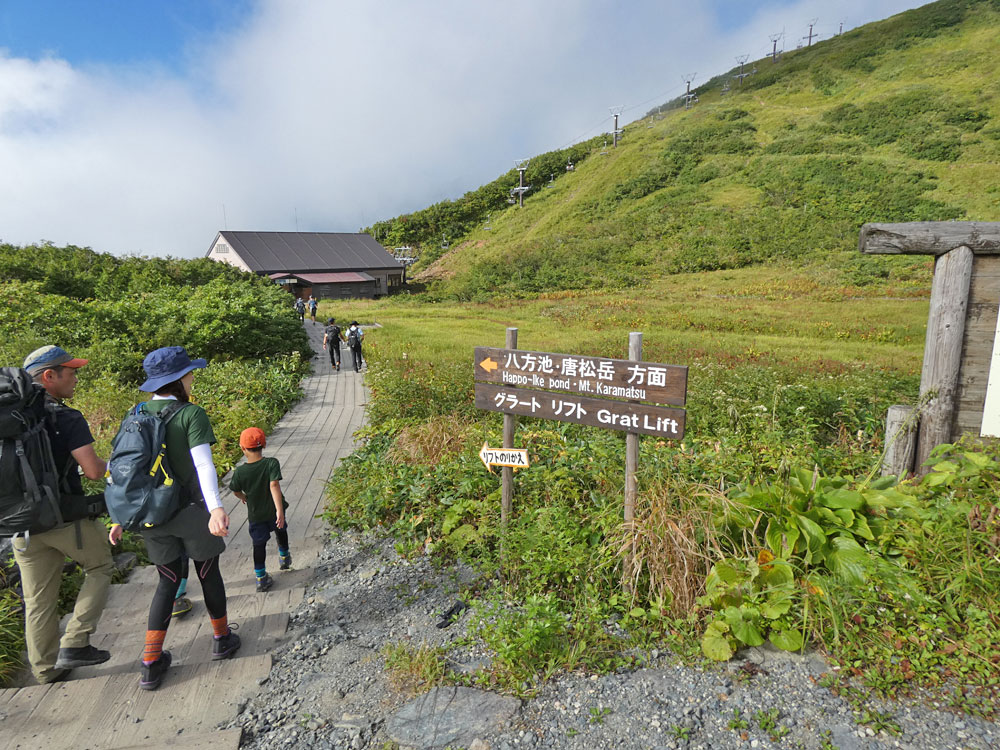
[108,728,243,750]
[5,654,269,750]
[72,612,288,680]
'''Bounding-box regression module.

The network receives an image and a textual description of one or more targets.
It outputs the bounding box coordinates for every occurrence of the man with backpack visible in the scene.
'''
[322,317,345,371]
[294,297,306,322]
[9,345,113,683]
[346,321,365,373]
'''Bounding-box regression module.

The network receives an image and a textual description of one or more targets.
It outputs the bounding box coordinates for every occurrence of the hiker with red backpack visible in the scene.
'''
[4,345,113,684]
[105,346,239,690]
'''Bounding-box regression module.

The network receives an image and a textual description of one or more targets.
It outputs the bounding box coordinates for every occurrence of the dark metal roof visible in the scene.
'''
[211,231,402,273]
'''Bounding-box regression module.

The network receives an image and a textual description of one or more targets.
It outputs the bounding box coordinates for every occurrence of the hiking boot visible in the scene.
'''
[211,626,241,661]
[55,644,111,670]
[139,651,171,691]
[40,668,71,684]
[171,596,193,618]
[278,551,292,571]
[256,572,274,592]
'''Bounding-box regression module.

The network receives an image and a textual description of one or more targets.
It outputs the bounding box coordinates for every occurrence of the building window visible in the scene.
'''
[216,243,229,254]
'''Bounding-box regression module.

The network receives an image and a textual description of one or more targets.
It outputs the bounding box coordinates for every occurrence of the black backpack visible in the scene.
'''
[104,401,191,531]
[326,324,341,343]
[0,368,64,538]
[347,328,361,349]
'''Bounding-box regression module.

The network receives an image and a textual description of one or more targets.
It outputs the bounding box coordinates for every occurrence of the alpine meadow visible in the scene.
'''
[2,0,1000,736]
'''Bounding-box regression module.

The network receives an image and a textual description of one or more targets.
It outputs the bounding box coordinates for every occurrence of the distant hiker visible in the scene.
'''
[107,346,239,691]
[346,321,365,373]
[322,317,345,371]
[307,295,319,325]
[229,427,292,593]
[10,345,114,684]
[294,297,306,322]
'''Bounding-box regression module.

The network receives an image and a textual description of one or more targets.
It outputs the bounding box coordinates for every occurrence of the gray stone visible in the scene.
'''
[386,687,520,749]
[112,551,138,575]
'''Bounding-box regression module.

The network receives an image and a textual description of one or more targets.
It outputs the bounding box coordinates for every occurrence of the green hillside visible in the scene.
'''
[371,0,999,300]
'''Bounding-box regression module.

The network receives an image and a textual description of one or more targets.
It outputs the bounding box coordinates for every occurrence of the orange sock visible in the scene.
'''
[210,616,229,638]
[143,630,167,664]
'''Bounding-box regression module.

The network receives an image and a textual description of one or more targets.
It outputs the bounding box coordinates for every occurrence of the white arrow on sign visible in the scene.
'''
[479,442,530,472]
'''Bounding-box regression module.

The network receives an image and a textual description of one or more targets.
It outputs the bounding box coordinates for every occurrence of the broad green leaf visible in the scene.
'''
[822,488,864,510]
[759,560,795,588]
[961,451,995,469]
[723,606,765,647]
[832,508,855,527]
[701,620,734,661]
[930,460,959,473]
[922,471,951,487]
[851,514,874,541]
[731,617,765,647]
[770,628,804,652]
[629,607,646,619]
[761,594,793,619]
[765,519,784,555]
[714,561,744,584]
[826,536,870,584]
[795,514,827,563]
[807,506,841,528]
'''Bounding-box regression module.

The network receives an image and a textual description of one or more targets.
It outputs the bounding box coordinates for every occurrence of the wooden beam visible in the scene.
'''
[915,246,974,473]
[859,222,1000,256]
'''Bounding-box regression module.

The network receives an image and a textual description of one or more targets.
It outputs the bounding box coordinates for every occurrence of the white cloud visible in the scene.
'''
[0,0,925,256]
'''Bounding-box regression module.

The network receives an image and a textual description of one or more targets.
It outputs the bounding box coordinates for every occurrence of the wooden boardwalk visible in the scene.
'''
[1,322,367,750]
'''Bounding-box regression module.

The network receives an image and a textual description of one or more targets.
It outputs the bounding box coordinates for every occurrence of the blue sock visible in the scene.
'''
[278,547,289,556]
[255,568,267,579]
[176,578,187,598]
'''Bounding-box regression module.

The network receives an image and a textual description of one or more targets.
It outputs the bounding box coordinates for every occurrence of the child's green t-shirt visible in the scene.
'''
[229,457,286,523]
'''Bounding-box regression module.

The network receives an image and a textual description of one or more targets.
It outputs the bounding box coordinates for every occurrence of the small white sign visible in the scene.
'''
[981,304,1000,437]
[479,442,529,472]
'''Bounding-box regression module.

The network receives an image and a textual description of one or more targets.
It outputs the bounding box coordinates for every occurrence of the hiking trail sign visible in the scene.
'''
[474,329,689,589]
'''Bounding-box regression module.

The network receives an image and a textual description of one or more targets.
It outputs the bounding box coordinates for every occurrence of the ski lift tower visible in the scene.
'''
[682,74,699,109]
[393,246,418,267]
[511,158,531,207]
[610,106,625,146]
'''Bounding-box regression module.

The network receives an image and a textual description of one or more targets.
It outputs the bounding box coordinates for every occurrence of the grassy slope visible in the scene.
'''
[398,0,998,301]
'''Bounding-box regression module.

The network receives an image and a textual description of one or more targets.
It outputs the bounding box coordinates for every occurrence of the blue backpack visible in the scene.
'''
[105,401,190,531]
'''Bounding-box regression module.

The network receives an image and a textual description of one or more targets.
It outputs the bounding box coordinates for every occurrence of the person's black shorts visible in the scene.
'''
[141,503,226,565]
[248,519,288,546]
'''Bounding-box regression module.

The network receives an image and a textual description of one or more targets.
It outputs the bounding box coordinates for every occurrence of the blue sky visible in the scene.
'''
[0,1,253,68]
[0,0,928,256]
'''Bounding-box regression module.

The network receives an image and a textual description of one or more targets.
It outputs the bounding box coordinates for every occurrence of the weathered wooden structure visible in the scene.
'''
[859,222,1000,474]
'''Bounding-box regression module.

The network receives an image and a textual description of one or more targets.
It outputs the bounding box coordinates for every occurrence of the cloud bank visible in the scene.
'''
[0,0,923,256]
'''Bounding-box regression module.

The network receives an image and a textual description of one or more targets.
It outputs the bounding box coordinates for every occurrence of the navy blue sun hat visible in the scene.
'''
[139,346,207,392]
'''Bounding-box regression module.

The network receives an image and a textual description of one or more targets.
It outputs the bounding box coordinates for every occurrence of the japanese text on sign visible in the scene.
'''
[475,347,686,406]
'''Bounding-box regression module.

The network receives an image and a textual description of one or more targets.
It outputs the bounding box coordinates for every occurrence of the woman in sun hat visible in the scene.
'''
[109,346,239,690]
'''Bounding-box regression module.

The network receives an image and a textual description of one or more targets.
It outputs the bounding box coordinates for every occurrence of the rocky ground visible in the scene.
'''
[227,528,1000,750]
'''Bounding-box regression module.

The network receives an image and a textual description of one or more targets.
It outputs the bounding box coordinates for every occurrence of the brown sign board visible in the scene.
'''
[474,347,687,406]
[475,383,686,440]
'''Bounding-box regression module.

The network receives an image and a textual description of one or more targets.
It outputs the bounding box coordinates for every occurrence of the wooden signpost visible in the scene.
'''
[859,222,1000,475]
[474,328,688,584]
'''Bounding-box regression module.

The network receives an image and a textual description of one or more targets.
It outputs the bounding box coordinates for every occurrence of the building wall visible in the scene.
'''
[955,254,1000,439]
[312,281,378,299]
[208,237,252,272]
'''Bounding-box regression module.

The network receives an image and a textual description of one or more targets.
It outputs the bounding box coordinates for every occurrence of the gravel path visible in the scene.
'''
[230,529,999,750]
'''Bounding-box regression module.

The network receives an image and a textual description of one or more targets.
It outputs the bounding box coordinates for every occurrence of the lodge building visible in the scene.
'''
[206,231,404,299]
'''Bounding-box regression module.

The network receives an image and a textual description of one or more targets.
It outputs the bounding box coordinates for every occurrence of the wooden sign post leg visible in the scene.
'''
[624,332,642,591]
[916,246,973,474]
[501,327,518,527]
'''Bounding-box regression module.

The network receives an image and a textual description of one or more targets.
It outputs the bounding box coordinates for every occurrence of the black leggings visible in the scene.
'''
[148,555,226,630]
[253,527,290,570]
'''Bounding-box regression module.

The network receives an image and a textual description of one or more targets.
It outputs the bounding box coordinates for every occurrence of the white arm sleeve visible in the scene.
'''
[190,443,223,512]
